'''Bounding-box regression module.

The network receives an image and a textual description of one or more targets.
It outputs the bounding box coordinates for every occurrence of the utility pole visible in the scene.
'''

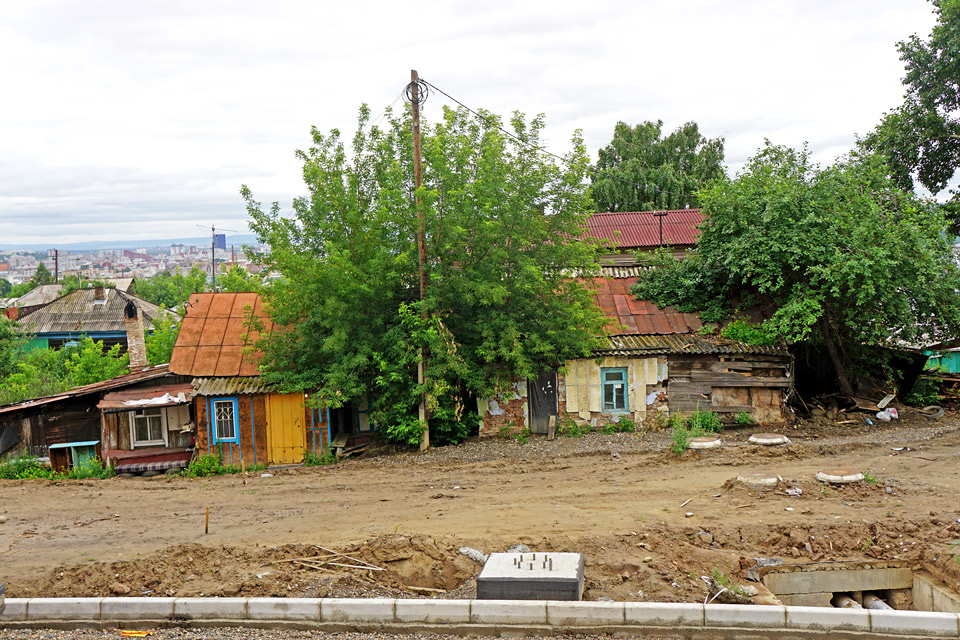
[410,69,430,451]
[54,249,58,283]
[211,225,217,290]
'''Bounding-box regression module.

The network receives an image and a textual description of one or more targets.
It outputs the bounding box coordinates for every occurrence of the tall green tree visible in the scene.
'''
[634,143,960,396]
[0,279,11,297]
[133,265,208,314]
[31,263,54,285]
[216,264,261,293]
[144,314,181,365]
[590,120,725,212]
[862,0,960,221]
[244,105,606,446]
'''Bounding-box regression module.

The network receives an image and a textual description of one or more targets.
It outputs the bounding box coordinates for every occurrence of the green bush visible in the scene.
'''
[600,416,636,434]
[515,427,531,444]
[183,454,238,477]
[733,411,755,425]
[63,457,114,480]
[719,319,777,346]
[0,454,54,480]
[558,418,590,438]
[668,410,722,453]
[670,423,691,453]
[304,450,337,466]
[904,376,941,407]
[688,410,723,433]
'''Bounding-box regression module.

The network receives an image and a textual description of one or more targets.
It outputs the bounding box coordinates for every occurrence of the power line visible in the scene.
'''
[418,78,699,205]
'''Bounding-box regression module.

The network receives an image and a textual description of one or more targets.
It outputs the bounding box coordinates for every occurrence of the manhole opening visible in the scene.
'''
[761,562,960,612]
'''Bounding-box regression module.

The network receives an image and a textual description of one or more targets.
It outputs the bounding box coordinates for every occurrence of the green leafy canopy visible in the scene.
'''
[243,104,607,445]
[634,142,960,395]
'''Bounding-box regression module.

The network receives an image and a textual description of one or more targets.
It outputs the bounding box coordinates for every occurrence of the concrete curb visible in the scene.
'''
[1,597,958,637]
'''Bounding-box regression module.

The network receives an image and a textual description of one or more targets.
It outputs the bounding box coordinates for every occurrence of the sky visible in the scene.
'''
[0,0,941,246]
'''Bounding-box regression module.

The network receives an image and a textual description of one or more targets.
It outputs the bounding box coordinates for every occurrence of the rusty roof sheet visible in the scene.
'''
[0,364,173,416]
[16,288,172,335]
[584,210,705,248]
[97,382,194,410]
[593,276,701,336]
[597,334,788,356]
[192,377,274,396]
[169,292,271,377]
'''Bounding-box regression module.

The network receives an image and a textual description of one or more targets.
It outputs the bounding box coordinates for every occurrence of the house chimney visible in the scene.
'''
[124,300,148,369]
[94,286,106,301]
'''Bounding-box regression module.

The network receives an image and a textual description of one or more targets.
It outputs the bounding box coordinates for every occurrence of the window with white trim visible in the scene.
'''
[601,367,629,413]
[213,398,238,442]
[129,407,166,447]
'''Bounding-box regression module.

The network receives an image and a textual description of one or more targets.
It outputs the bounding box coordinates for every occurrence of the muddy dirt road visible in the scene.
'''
[3,414,960,603]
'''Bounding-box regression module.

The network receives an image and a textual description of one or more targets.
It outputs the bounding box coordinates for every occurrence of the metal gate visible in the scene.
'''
[528,369,558,435]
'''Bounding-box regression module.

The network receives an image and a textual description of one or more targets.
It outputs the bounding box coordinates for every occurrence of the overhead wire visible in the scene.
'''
[416,79,699,206]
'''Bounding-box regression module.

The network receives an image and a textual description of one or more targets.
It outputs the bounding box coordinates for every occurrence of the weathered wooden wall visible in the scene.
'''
[195,394,269,467]
[667,354,790,424]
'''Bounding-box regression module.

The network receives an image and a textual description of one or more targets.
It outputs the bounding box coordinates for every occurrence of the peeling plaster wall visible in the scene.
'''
[561,355,665,427]
[477,380,528,437]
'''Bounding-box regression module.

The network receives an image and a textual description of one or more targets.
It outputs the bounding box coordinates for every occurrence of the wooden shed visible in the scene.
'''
[168,292,330,467]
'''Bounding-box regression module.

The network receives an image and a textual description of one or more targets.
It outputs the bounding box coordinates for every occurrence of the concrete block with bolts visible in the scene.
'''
[0,599,29,621]
[173,597,247,620]
[26,598,102,621]
[470,599,547,625]
[395,599,470,624]
[323,598,396,623]
[546,601,624,626]
[785,605,871,633]
[247,598,322,621]
[102,597,175,620]
[704,604,786,628]
[624,602,703,626]
[869,609,960,638]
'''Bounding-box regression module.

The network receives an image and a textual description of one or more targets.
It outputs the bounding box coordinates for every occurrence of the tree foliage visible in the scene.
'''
[145,314,181,365]
[590,120,725,212]
[216,264,261,293]
[633,143,960,395]
[31,263,54,285]
[133,265,208,314]
[244,105,606,446]
[863,0,960,218]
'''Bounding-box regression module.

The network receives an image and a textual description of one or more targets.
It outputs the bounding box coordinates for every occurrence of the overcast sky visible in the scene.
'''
[0,0,940,246]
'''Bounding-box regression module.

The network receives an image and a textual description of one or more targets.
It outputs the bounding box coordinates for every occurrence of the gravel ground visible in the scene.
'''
[0,631,682,640]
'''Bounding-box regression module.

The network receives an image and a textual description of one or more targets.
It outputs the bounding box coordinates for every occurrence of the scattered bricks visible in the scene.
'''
[173,597,247,620]
[102,597,175,621]
[26,598,102,621]
[247,597,321,621]
[704,604,786,629]
[0,598,28,622]
[869,610,960,638]
[395,599,470,624]
[322,598,396,623]
[469,599,547,625]
[785,605,871,633]
[546,601,624,627]
[624,602,704,627]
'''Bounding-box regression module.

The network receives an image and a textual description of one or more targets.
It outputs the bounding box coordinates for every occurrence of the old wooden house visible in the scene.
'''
[168,292,332,466]
[477,268,792,436]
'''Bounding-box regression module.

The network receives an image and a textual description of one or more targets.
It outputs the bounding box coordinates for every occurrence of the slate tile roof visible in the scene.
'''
[16,287,170,335]
[168,292,270,377]
[584,209,705,248]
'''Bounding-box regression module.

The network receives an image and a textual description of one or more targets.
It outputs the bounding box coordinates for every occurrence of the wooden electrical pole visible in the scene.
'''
[411,69,430,451]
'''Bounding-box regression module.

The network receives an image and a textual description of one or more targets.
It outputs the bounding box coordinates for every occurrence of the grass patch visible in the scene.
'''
[304,450,337,466]
[0,454,114,480]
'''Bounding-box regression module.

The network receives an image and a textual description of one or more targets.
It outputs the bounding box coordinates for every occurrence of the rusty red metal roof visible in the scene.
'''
[584,209,704,248]
[169,292,272,377]
[592,276,701,337]
[97,382,194,410]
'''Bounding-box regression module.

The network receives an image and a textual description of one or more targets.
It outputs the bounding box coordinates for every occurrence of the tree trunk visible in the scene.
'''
[821,317,855,398]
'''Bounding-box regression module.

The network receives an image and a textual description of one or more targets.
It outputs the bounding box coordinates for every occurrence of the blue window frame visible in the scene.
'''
[601,367,629,413]
[211,397,239,443]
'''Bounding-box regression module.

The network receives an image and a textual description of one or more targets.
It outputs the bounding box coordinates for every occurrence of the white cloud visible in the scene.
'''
[0,0,940,244]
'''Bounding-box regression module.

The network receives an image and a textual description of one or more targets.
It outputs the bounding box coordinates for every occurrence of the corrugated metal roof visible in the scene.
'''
[599,265,652,279]
[16,288,172,335]
[98,382,194,410]
[0,364,173,416]
[593,276,701,336]
[584,210,704,248]
[597,334,788,356]
[192,377,274,396]
[169,292,270,377]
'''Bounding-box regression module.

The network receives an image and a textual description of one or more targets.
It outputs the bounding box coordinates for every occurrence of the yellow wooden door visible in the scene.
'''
[266,393,307,464]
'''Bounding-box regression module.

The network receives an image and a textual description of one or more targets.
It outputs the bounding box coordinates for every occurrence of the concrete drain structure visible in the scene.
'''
[759,561,960,614]
[477,552,584,601]
[689,436,721,450]
[816,468,865,484]
[737,471,781,491]
[749,433,791,446]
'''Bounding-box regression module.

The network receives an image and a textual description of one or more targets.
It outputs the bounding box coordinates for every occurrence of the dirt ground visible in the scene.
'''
[3,407,960,605]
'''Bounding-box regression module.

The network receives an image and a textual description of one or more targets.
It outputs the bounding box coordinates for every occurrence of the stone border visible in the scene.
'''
[1,598,958,637]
